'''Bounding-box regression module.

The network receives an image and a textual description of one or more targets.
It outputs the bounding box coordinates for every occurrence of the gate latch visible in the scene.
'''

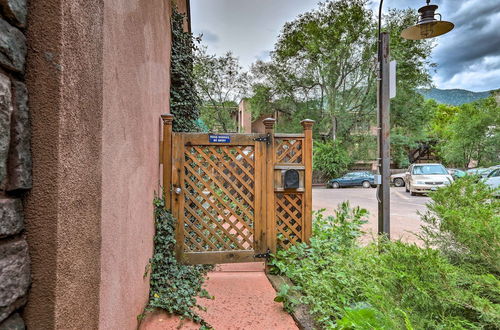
[254,248,271,259]
[254,134,271,145]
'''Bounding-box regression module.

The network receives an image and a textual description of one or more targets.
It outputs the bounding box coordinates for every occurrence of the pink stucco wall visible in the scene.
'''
[99,0,173,328]
[238,99,252,133]
[25,0,190,328]
[25,1,104,328]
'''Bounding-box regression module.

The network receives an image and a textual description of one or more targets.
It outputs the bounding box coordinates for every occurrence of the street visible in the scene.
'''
[313,186,431,243]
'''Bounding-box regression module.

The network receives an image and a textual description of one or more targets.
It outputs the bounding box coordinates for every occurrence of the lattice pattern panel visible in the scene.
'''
[183,145,255,252]
[275,139,303,164]
[276,193,304,249]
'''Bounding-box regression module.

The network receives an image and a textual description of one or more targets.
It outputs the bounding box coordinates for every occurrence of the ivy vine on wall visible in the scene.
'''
[170,7,200,132]
[141,196,213,328]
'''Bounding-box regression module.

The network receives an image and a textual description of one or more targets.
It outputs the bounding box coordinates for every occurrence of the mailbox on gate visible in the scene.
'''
[274,167,304,191]
[284,169,300,189]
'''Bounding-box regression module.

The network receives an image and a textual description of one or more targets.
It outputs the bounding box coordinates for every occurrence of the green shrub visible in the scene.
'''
[270,203,500,329]
[313,140,352,179]
[419,176,500,274]
[273,283,301,314]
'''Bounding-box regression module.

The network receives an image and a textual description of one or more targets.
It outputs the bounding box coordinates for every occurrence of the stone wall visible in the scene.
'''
[0,0,30,329]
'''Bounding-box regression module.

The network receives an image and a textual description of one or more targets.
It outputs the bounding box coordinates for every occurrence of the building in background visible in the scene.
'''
[236,98,282,133]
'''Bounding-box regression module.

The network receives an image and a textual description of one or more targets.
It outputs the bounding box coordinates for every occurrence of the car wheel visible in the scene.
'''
[332,182,340,189]
[362,181,371,188]
[410,189,417,196]
[394,178,405,187]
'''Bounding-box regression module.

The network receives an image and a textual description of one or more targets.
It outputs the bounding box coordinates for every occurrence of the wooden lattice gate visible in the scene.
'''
[160,116,314,264]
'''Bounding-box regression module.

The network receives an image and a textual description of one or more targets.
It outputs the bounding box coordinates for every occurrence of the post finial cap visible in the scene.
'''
[161,113,174,125]
[262,117,276,130]
[300,119,315,130]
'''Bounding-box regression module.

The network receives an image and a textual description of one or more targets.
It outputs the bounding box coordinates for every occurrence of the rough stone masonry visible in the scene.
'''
[0,0,31,329]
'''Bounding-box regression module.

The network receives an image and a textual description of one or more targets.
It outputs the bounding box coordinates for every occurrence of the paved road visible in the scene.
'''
[313,186,431,243]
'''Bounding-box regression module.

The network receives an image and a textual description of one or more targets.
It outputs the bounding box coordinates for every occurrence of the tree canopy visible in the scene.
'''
[192,0,498,169]
[193,48,248,132]
[433,97,500,167]
[246,0,435,167]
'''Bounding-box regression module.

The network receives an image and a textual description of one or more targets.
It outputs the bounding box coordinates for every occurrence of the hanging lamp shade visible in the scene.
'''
[401,4,454,40]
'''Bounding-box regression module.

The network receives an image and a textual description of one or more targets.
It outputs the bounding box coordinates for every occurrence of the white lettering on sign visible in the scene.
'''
[209,134,231,143]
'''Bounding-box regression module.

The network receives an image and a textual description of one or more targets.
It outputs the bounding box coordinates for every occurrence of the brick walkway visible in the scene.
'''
[140,262,298,330]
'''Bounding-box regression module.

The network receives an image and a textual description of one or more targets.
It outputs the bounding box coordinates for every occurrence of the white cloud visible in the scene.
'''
[434,56,500,91]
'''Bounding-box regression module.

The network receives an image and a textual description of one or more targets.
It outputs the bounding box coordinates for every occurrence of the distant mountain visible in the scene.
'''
[418,88,493,106]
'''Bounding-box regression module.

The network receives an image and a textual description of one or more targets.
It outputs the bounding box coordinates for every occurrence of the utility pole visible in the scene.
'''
[377,32,390,238]
[375,0,453,239]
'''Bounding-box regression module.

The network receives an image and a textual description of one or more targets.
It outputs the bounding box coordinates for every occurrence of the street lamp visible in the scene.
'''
[376,0,453,238]
[401,1,454,40]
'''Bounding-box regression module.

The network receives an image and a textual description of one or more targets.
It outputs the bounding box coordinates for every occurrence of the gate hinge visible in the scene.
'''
[254,248,271,259]
[254,133,271,145]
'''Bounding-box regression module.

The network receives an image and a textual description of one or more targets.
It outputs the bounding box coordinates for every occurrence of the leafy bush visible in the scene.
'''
[273,283,301,314]
[419,176,500,274]
[142,196,213,328]
[313,140,351,179]
[270,202,500,329]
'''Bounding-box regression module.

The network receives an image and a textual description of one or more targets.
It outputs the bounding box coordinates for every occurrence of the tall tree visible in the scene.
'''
[272,0,376,140]
[248,0,434,164]
[440,97,500,167]
[193,48,248,132]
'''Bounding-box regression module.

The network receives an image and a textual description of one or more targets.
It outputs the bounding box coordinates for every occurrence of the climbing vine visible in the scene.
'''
[170,7,200,132]
[141,195,213,328]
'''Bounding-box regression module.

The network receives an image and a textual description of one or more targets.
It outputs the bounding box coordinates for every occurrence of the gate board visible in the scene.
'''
[171,133,265,264]
[164,118,314,265]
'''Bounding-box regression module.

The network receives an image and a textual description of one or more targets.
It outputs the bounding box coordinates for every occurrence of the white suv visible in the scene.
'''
[404,163,453,196]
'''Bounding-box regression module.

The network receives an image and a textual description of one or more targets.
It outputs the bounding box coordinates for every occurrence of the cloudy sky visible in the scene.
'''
[191,0,500,92]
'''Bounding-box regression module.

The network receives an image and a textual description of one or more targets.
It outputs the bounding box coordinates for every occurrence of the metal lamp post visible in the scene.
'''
[376,0,453,238]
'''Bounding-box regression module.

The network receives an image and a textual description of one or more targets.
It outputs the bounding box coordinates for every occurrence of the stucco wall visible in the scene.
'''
[25,0,104,329]
[238,99,252,133]
[99,0,172,328]
[252,115,268,134]
[24,0,190,328]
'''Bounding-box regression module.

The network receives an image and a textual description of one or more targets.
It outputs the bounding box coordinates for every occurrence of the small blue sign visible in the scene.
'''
[209,134,231,143]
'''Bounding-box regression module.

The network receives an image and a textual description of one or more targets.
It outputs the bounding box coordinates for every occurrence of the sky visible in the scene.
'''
[191,0,500,92]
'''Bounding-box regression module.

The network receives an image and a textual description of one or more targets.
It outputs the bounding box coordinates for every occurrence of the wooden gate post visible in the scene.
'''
[301,119,315,243]
[263,118,276,253]
[161,114,174,209]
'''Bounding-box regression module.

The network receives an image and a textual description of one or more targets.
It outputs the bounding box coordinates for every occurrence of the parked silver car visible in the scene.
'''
[466,168,493,178]
[404,163,453,196]
[390,172,406,187]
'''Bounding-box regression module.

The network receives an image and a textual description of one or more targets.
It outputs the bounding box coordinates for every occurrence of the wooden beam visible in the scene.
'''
[182,251,257,265]
[263,118,276,253]
[161,114,174,209]
[301,119,314,243]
